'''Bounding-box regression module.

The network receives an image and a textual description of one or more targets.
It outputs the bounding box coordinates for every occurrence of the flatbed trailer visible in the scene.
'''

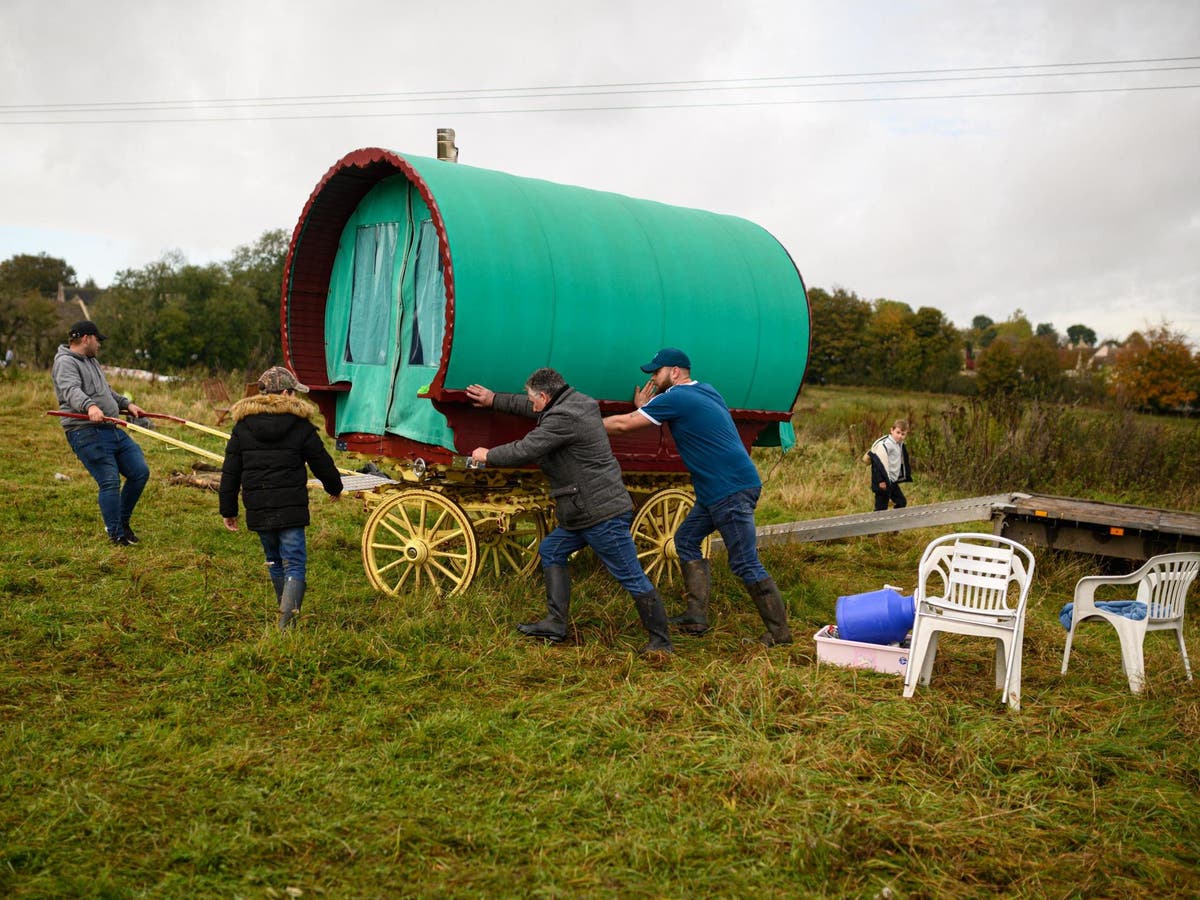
[714,492,1200,562]
[991,493,1200,560]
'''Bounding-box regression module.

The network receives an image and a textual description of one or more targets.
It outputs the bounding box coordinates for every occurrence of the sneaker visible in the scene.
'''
[109,533,135,547]
[121,523,140,544]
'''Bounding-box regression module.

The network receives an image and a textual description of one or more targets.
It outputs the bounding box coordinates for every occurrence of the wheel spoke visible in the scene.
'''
[428,507,449,535]
[397,501,418,535]
[668,501,688,531]
[376,556,406,576]
[429,528,467,550]
[429,557,466,581]
[378,514,409,541]
[394,563,415,592]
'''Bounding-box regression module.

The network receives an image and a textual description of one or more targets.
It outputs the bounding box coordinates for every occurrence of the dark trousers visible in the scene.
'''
[874,482,907,511]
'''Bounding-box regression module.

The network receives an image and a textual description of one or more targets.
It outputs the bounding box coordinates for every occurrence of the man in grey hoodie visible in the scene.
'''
[51,320,150,546]
[467,367,673,655]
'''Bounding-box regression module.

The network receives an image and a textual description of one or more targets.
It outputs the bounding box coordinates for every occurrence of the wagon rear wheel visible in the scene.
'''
[362,489,478,597]
[631,488,711,588]
[470,509,546,579]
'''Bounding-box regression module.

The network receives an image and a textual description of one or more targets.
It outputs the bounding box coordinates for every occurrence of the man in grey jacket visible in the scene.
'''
[467,368,672,655]
[51,320,150,546]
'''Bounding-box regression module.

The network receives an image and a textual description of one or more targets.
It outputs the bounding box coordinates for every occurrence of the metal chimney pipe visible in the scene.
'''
[436,128,459,163]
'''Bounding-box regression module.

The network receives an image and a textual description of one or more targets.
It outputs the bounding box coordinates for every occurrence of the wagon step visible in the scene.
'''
[335,472,401,493]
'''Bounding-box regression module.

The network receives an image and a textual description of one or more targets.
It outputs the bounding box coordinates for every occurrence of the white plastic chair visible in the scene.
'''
[1061,552,1199,693]
[902,533,1035,711]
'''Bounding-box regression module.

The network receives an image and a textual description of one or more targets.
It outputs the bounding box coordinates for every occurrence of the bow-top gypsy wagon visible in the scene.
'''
[281,147,810,596]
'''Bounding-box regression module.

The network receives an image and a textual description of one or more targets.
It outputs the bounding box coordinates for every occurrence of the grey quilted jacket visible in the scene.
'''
[489,386,632,530]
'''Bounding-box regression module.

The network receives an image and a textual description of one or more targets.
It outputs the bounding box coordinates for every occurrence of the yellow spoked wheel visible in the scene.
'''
[471,509,546,579]
[631,488,711,587]
[362,490,478,597]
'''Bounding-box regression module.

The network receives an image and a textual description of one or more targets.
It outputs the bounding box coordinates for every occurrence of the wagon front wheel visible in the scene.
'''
[631,488,711,588]
[362,490,478,597]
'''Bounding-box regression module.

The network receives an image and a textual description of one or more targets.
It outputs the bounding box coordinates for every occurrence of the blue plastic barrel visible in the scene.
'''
[835,588,916,645]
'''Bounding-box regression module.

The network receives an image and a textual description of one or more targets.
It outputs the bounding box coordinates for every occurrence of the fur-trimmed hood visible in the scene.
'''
[229,392,316,424]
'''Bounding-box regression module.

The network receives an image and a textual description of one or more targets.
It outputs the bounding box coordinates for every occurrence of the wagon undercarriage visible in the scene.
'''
[356,459,711,597]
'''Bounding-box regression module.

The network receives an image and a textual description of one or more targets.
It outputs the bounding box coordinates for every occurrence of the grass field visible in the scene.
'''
[2,370,1198,897]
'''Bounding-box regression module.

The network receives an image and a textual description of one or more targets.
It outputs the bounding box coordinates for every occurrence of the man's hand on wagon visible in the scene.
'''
[466,384,495,408]
[470,447,489,465]
[633,378,656,408]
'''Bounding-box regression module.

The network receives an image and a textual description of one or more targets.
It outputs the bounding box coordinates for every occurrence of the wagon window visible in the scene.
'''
[345,222,399,365]
[408,219,446,366]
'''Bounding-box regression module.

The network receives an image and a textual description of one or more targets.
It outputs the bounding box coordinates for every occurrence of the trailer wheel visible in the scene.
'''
[631,488,711,587]
[471,509,546,579]
[362,489,478,597]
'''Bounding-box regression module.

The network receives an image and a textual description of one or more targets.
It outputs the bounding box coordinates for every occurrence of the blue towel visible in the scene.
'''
[1059,600,1147,630]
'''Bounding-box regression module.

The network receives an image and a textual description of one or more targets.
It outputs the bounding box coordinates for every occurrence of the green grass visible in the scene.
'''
[2,370,1198,897]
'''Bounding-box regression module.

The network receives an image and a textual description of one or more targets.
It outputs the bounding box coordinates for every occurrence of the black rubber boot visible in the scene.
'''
[517,565,570,642]
[748,577,793,646]
[278,578,306,631]
[269,569,285,603]
[633,589,675,655]
[668,559,711,635]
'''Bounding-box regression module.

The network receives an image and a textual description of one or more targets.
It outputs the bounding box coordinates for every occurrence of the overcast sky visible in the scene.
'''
[2,0,1197,344]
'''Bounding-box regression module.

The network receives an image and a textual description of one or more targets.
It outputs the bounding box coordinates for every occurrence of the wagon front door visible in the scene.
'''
[325,178,453,451]
[384,215,451,446]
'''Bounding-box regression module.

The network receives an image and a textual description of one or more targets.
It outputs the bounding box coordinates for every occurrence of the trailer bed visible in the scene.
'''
[716,492,1200,561]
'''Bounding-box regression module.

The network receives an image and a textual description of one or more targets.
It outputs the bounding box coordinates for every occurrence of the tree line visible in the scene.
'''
[2,243,1197,412]
[807,286,1199,413]
[0,230,288,375]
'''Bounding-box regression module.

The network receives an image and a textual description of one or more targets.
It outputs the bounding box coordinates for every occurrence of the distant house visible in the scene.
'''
[55,282,95,321]
[1088,342,1120,369]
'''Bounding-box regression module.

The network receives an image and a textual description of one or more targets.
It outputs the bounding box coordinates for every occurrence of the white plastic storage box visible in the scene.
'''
[813,625,909,676]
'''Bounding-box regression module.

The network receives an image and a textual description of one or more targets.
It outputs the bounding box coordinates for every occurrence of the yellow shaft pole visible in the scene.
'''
[121,420,226,463]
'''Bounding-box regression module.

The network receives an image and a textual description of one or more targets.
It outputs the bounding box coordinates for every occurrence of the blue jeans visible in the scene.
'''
[66,426,150,539]
[675,487,769,586]
[257,527,308,583]
[539,512,653,595]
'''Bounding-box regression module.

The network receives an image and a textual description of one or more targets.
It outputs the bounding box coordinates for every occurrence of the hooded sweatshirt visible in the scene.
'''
[51,343,131,430]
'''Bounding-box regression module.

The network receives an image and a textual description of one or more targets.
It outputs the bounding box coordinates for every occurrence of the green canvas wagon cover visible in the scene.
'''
[282,147,810,468]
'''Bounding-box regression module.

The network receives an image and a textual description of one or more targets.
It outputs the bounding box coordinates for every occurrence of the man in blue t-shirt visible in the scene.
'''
[604,348,792,646]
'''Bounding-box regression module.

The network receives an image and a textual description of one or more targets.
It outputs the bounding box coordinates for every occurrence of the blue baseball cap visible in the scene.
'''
[640,348,691,373]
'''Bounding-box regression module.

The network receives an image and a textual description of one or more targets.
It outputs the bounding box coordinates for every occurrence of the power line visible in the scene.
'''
[4,82,1198,126]
[2,55,1197,113]
[2,64,1198,117]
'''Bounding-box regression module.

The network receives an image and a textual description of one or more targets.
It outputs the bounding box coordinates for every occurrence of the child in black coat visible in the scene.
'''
[219,367,343,629]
